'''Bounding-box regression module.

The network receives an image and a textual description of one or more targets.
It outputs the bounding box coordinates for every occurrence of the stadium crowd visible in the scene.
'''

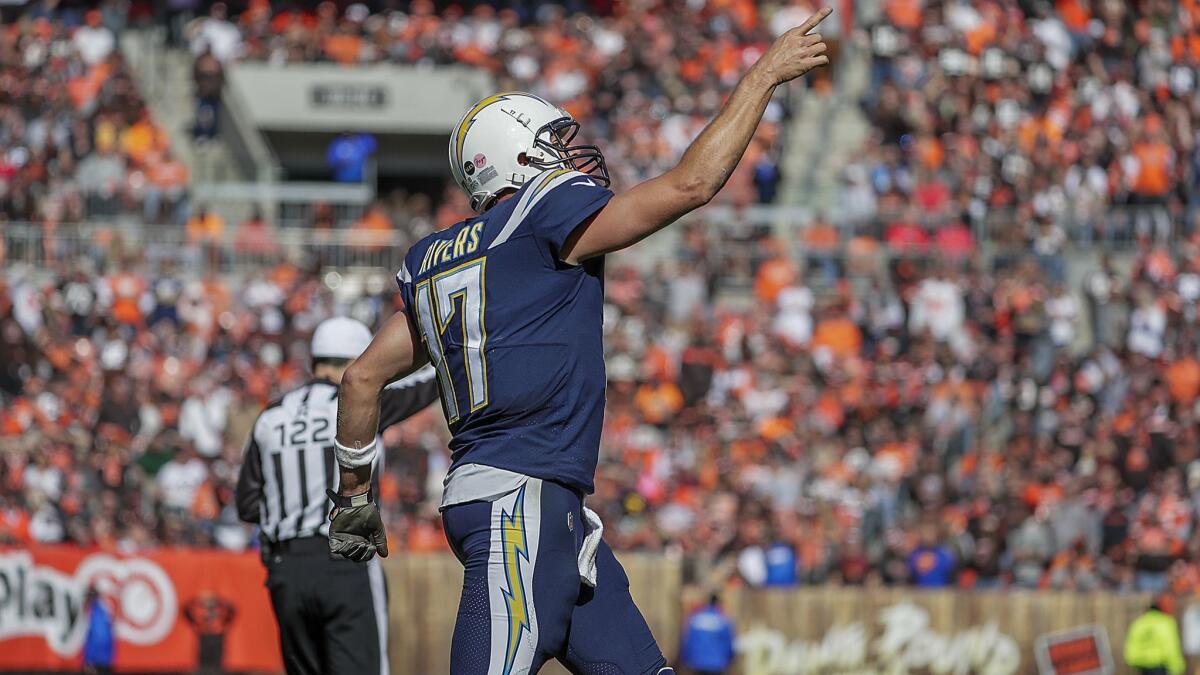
[5,227,1200,595]
[0,3,191,226]
[2,0,799,232]
[843,0,1200,245]
[8,0,1200,598]
[215,0,804,251]
[217,0,795,200]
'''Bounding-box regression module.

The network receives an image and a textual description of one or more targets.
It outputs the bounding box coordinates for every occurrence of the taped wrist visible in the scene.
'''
[334,438,378,468]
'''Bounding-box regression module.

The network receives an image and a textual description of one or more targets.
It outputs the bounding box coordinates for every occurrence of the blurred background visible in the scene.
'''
[2,0,1200,673]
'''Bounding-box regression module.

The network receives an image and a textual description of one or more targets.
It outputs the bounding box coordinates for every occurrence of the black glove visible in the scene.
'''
[327,489,389,562]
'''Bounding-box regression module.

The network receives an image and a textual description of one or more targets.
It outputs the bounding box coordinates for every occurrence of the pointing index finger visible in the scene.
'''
[798,6,833,35]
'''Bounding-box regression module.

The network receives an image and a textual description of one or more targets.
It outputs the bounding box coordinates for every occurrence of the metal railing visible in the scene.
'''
[190,181,375,228]
[831,202,1194,250]
[1,222,412,276]
[68,179,376,231]
[1,203,1189,280]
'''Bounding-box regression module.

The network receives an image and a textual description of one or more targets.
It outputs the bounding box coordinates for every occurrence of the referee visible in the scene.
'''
[235,317,438,675]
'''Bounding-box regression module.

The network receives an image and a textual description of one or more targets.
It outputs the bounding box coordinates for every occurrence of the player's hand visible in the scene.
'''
[327,491,389,562]
[755,7,832,85]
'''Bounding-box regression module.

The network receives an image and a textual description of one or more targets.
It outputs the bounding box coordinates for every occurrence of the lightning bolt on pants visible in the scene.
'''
[442,478,667,675]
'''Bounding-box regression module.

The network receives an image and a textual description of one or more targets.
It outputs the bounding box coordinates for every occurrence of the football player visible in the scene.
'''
[328,8,831,674]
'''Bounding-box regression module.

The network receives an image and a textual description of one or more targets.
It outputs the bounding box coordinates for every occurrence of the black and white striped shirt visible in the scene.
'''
[235,368,438,542]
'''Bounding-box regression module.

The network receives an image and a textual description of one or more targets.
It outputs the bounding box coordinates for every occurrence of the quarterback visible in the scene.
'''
[327,7,831,674]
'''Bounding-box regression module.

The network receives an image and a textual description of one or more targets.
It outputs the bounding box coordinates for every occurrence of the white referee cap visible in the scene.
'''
[311,317,373,360]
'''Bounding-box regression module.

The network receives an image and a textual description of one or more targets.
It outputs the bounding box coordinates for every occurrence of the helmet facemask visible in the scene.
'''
[527,117,610,186]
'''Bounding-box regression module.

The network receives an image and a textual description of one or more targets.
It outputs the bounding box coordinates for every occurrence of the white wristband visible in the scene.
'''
[334,438,378,468]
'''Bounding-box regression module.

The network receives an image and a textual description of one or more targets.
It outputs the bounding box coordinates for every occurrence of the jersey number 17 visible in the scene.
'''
[413,258,489,423]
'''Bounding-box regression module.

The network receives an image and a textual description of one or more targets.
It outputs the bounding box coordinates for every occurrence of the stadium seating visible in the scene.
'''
[5,0,1200,601]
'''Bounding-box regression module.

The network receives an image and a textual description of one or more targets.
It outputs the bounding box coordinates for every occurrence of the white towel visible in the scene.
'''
[577,505,604,587]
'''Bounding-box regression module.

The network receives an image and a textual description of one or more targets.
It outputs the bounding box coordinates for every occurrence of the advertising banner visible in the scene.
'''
[0,546,282,673]
[723,586,1149,675]
[1034,626,1114,675]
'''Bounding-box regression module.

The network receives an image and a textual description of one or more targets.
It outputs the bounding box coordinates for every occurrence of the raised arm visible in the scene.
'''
[335,310,427,496]
[329,309,427,561]
[561,7,832,265]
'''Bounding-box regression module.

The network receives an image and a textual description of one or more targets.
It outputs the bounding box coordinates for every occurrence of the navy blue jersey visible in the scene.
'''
[396,169,613,493]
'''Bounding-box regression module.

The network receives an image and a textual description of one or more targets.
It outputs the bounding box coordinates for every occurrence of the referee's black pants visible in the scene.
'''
[263,537,389,675]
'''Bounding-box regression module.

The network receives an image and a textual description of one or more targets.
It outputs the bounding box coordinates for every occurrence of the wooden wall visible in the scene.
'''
[384,552,682,675]
[383,554,1158,674]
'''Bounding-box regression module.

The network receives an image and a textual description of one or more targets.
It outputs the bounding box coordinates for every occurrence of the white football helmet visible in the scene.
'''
[448,92,609,213]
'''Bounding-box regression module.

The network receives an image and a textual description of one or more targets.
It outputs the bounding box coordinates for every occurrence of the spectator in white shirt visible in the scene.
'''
[72,11,115,66]
[28,495,65,544]
[178,376,231,458]
[909,269,965,343]
[1128,290,1167,359]
[773,284,814,348]
[23,454,63,501]
[1046,284,1080,349]
[157,444,209,512]
[187,2,242,63]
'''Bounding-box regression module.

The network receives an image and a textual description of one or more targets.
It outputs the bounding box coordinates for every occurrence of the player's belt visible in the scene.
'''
[261,535,330,560]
